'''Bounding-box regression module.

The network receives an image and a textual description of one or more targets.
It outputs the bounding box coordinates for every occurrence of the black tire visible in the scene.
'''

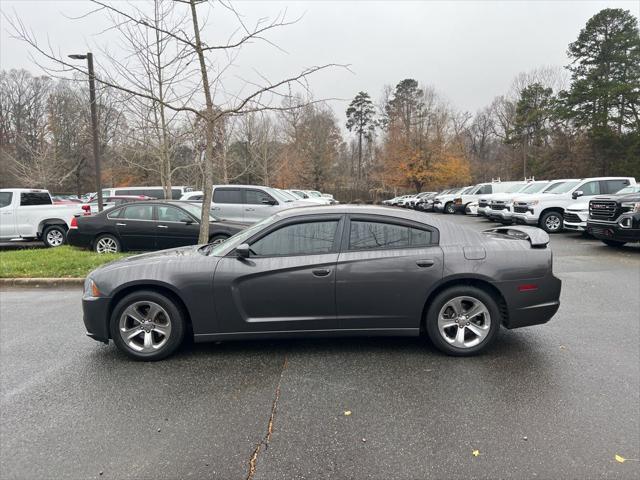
[444,202,456,214]
[539,211,564,233]
[94,234,121,253]
[42,225,66,248]
[110,290,185,361]
[208,234,230,246]
[602,239,626,248]
[425,285,501,356]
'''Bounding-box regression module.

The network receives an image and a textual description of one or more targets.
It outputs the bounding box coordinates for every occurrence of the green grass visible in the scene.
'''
[0,245,131,278]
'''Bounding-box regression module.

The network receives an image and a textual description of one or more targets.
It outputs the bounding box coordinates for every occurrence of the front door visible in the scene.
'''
[155,205,200,249]
[336,216,444,330]
[213,217,343,334]
[243,189,279,223]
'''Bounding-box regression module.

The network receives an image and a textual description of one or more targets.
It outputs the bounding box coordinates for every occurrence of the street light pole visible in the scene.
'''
[69,52,103,212]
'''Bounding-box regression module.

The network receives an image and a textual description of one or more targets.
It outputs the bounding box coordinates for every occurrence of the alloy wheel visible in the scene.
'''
[46,229,64,247]
[96,237,118,253]
[545,215,562,231]
[118,301,172,353]
[437,296,491,348]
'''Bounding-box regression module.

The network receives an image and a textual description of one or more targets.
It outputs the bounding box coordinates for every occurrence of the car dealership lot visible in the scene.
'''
[1,215,638,480]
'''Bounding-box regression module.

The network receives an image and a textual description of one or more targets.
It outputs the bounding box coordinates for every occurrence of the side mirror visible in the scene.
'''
[572,190,583,199]
[235,243,250,258]
[261,198,277,205]
[182,219,194,225]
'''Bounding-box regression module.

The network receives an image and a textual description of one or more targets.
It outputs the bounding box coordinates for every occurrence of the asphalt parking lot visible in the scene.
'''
[1,214,639,480]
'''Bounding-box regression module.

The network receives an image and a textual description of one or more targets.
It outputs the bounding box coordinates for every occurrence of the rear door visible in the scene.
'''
[0,192,16,238]
[213,216,343,333]
[155,204,200,249]
[335,215,443,330]
[115,204,156,250]
[212,188,244,222]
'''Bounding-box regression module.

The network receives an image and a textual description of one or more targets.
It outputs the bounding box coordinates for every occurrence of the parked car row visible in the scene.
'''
[381,176,639,247]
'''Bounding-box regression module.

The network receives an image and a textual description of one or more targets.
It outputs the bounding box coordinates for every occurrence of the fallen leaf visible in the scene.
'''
[615,454,626,463]
[344,410,352,416]
[472,450,480,457]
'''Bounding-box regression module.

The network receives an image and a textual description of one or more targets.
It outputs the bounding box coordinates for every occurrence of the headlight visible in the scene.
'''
[621,201,640,213]
[83,278,101,298]
[528,200,539,206]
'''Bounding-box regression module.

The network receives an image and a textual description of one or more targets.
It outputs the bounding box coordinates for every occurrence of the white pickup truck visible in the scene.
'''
[0,189,84,247]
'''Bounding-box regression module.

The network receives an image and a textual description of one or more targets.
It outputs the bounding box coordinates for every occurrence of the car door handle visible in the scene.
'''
[116,223,127,226]
[245,208,255,212]
[212,207,221,210]
[157,225,168,228]
[416,259,435,268]
[312,268,331,277]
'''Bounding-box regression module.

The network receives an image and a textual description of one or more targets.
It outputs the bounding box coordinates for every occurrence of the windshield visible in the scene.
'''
[266,187,293,203]
[278,189,298,201]
[180,202,217,221]
[307,191,322,197]
[205,215,276,256]
[546,180,581,194]
[461,186,475,194]
[615,185,640,194]
[521,182,549,194]
[288,190,304,199]
[505,183,527,193]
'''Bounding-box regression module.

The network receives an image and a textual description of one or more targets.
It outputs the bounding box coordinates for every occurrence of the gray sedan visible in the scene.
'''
[82,205,561,360]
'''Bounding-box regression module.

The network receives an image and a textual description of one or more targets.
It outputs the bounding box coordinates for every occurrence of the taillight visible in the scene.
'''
[70,216,78,229]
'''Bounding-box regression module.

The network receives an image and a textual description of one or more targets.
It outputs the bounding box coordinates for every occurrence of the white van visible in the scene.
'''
[100,186,193,200]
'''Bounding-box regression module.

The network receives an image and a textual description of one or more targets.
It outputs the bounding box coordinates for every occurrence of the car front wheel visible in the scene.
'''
[425,286,500,356]
[94,234,121,253]
[42,225,66,248]
[540,211,563,233]
[445,202,456,214]
[110,290,185,361]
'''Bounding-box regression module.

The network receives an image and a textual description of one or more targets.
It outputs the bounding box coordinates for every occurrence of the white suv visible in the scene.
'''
[512,177,636,233]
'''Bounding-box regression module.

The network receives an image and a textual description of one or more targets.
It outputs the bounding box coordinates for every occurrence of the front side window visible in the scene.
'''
[20,192,51,206]
[157,206,193,222]
[0,192,13,208]
[213,188,242,204]
[245,189,275,205]
[349,221,432,250]
[580,181,601,196]
[122,204,153,220]
[250,221,338,256]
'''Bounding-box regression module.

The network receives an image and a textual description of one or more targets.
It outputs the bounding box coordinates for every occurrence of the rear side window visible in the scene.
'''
[213,189,242,204]
[349,221,432,250]
[251,221,338,256]
[171,189,181,200]
[245,189,275,205]
[604,179,629,193]
[0,192,12,208]
[20,192,52,206]
[122,205,153,220]
[157,206,192,222]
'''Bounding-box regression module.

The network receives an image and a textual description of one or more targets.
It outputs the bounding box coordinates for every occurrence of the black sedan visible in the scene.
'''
[81,205,561,360]
[68,201,247,253]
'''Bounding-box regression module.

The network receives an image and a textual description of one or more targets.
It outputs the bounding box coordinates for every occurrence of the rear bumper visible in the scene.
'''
[67,230,94,249]
[82,296,111,343]
[497,274,562,329]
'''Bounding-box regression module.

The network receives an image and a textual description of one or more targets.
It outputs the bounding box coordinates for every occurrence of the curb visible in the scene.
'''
[0,278,84,288]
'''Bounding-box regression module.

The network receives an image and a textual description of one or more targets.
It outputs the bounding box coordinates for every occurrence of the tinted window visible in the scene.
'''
[115,189,134,196]
[122,204,153,220]
[246,189,275,205]
[189,194,203,200]
[349,221,432,250]
[157,205,192,222]
[604,179,629,193]
[580,181,601,196]
[251,221,338,256]
[479,185,492,194]
[0,192,12,208]
[144,189,164,199]
[213,188,242,204]
[107,208,123,219]
[20,192,52,206]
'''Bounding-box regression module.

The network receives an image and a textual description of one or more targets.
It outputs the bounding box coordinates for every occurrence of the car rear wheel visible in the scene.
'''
[42,225,66,248]
[540,211,563,233]
[425,286,501,356]
[110,290,185,361]
[209,234,229,246]
[94,234,121,253]
[445,202,456,214]
[602,239,626,248]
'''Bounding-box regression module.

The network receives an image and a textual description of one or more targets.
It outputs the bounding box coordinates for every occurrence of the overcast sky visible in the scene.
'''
[1,0,639,120]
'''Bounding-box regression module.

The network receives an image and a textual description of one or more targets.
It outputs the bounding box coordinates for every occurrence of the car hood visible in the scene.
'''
[91,245,205,275]
[591,192,640,202]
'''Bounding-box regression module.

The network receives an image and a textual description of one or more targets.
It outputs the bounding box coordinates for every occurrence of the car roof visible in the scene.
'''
[0,188,49,193]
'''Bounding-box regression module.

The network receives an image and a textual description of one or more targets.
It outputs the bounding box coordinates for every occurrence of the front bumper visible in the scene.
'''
[82,296,111,343]
[563,221,586,232]
[488,208,513,223]
[587,216,640,243]
[433,203,444,212]
[513,211,539,226]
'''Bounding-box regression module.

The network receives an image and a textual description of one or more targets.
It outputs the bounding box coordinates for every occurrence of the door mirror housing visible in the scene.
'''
[261,198,277,206]
[236,243,250,258]
[182,219,194,225]
[572,190,584,199]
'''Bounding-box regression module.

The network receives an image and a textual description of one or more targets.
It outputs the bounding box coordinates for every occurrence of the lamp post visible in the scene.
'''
[68,52,103,212]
